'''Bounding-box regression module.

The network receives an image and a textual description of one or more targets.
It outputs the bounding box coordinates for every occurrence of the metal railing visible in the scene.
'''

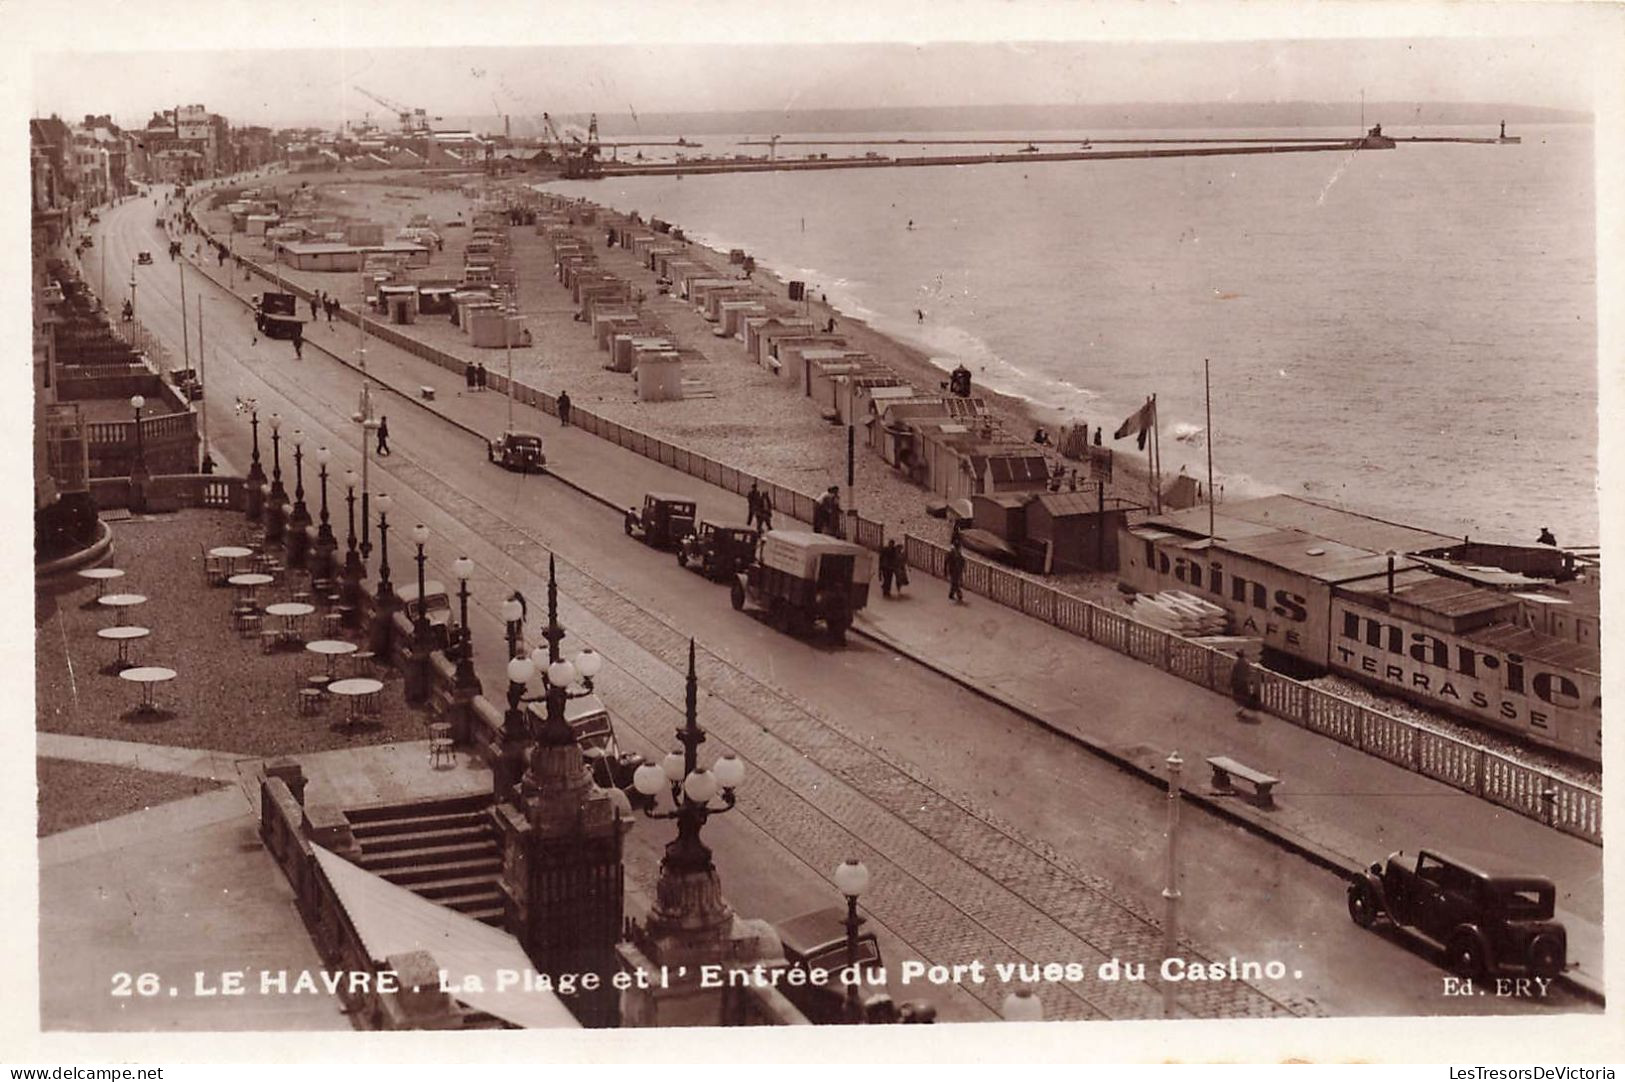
[901,533,1601,844]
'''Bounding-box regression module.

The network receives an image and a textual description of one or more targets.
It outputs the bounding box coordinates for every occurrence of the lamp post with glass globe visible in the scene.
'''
[265,413,287,542]
[834,859,871,1023]
[341,469,364,618]
[128,395,149,512]
[452,556,478,690]
[501,596,525,660]
[312,446,337,578]
[410,523,431,649]
[368,492,396,656]
[244,401,265,522]
[286,429,311,568]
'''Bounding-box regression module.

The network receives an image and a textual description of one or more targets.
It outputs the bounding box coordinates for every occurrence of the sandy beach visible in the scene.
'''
[200,170,1154,604]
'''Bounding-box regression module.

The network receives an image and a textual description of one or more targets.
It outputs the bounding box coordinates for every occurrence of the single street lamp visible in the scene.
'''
[128,259,137,316]
[242,400,266,522]
[632,640,746,878]
[411,523,431,648]
[341,469,364,619]
[374,493,394,601]
[286,429,310,567]
[266,413,287,541]
[352,383,376,557]
[835,859,871,1024]
[452,555,478,690]
[1163,750,1184,1020]
[501,595,525,660]
[313,445,337,577]
[128,394,148,482]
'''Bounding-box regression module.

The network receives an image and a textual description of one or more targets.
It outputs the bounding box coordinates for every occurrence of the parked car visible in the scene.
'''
[677,520,759,582]
[390,580,453,653]
[528,693,647,805]
[774,906,883,1024]
[487,431,546,473]
[625,492,697,551]
[731,530,873,644]
[1347,849,1566,979]
[137,251,153,265]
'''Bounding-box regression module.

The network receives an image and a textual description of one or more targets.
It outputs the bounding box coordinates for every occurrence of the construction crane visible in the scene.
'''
[541,111,602,179]
[353,85,437,135]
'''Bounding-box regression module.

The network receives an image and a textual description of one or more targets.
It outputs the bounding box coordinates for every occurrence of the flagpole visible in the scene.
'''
[1152,394,1162,514]
[1145,395,1156,512]
[1205,359,1215,541]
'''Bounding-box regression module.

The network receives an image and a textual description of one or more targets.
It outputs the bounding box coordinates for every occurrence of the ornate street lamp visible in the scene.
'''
[312,445,337,577]
[411,523,431,649]
[374,493,394,600]
[632,640,746,878]
[501,595,525,660]
[341,469,364,618]
[835,858,871,1023]
[452,555,478,690]
[128,395,148,483]
[286,429,310,567]
[266,413,287,541]
[243,399,266,522]
[1163,750,1184,1020]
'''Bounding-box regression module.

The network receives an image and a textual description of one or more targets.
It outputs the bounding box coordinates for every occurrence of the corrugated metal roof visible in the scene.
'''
[1033,491,1101,517]
[1148,495,1455,553]
[312,846,579,1029]
[1221,529,1415,585]
[1457,623,1600,674]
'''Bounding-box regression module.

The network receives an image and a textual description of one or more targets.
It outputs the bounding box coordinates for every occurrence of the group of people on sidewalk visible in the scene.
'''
[465,362,490,391]
[745,481,774,532]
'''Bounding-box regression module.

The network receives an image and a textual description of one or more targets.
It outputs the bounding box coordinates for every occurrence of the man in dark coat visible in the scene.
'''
[946,540,966,603]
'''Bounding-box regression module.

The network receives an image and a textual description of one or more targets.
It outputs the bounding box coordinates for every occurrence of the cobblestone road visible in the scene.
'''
[385,455,1307,1021]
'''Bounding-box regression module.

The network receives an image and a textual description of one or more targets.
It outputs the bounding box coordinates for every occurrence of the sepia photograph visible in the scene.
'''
[9,0,1621,1066]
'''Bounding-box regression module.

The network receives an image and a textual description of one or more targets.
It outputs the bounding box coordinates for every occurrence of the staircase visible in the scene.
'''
[346,793,506,927]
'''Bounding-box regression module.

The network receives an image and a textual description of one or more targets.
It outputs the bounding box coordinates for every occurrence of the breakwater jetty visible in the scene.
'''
[598,138,1380,178]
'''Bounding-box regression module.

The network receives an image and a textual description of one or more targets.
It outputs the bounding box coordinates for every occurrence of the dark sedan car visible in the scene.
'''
[487,431,547,473]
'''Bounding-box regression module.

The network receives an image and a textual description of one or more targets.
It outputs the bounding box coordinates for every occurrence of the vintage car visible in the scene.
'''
[389,579,453,654]
[1348,849,1567,979]
[677,520,759,582]
[487,431,547,473]
[527,693,647,804]
[731,530,873,644]
[774,906,884,1025]
[137,251,154,265]
[624,492,697,551]
[254,290,305,340]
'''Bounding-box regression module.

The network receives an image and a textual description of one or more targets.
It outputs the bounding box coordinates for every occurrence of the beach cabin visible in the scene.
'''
[780,343,856,391]
[635,351,684,401]
[833,371,907,426]
[417,285,457,316]
[470,309,526,349]
[612,335,674,373]
[344,222,385,247]
[245,213,279,237]
[750,320,819,368]
[591,309,640,347]
[455,295,502,331]
[378,284,420,324]
[974,449,1052,496]
[1025,489,1134,573]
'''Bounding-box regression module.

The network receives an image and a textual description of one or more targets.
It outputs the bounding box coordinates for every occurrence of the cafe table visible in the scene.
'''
[97,625,150,670]
[327,677,384,732]
[208,546,254,576]
[305,639,358,679]
[264,601,316,646]
[119,665,176,714]
[77,567,126,598]
[98,593,148,626]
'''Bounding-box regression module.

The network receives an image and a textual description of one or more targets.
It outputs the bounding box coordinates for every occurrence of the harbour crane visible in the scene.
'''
[353,85,438,135]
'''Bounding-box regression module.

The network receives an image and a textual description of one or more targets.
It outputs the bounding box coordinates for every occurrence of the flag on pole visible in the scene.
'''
[1113,399,1156,450]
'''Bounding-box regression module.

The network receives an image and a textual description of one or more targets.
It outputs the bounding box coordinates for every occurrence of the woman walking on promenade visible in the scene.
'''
[945,540,966,603]
[376,416,391,456]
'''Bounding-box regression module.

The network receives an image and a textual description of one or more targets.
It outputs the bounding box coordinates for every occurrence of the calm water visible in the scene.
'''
[549,124,1598,543]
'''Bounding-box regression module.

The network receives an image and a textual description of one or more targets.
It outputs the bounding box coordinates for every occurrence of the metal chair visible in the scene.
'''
[297,687,326,716]
[427,722,455,768]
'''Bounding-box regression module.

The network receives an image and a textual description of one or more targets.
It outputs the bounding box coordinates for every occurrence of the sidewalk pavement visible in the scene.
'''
[244,277,1603,998]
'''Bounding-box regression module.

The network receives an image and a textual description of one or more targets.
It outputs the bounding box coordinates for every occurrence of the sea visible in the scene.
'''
[546,124,1598,544]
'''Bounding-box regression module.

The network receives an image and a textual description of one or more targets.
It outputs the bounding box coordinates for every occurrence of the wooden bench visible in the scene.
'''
[1206,756,1280,808]
[419,385,436,401]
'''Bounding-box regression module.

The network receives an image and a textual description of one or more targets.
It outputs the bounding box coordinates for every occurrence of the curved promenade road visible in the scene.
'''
[87,188,1595,1021]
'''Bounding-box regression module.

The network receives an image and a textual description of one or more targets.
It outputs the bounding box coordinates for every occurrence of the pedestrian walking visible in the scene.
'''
[557,390,572,426]
[309,296,319,320]
[946,541,966,603]
[376,416,391,456]
[293,335,304,360]
[746,481,763,528]
[878,540,898,597]
[476,363,488,390]
[466,363,478,391]
[758,489,774,532]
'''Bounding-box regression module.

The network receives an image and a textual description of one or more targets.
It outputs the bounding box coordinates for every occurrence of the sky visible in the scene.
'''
[19,0,1607,130]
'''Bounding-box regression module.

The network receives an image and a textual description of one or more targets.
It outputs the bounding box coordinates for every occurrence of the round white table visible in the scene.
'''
[306,639,358,678]
[97,625,149,669]
[119,665,176,714]
[98,593,148,625]
[228,572,275,605]
[209,546,254,576]
[264,602,315,646]
[77,567,126,598]
[327,677,384,731]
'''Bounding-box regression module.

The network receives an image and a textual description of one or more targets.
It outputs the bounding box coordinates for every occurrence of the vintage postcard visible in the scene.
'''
[7,0,1621,1066]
